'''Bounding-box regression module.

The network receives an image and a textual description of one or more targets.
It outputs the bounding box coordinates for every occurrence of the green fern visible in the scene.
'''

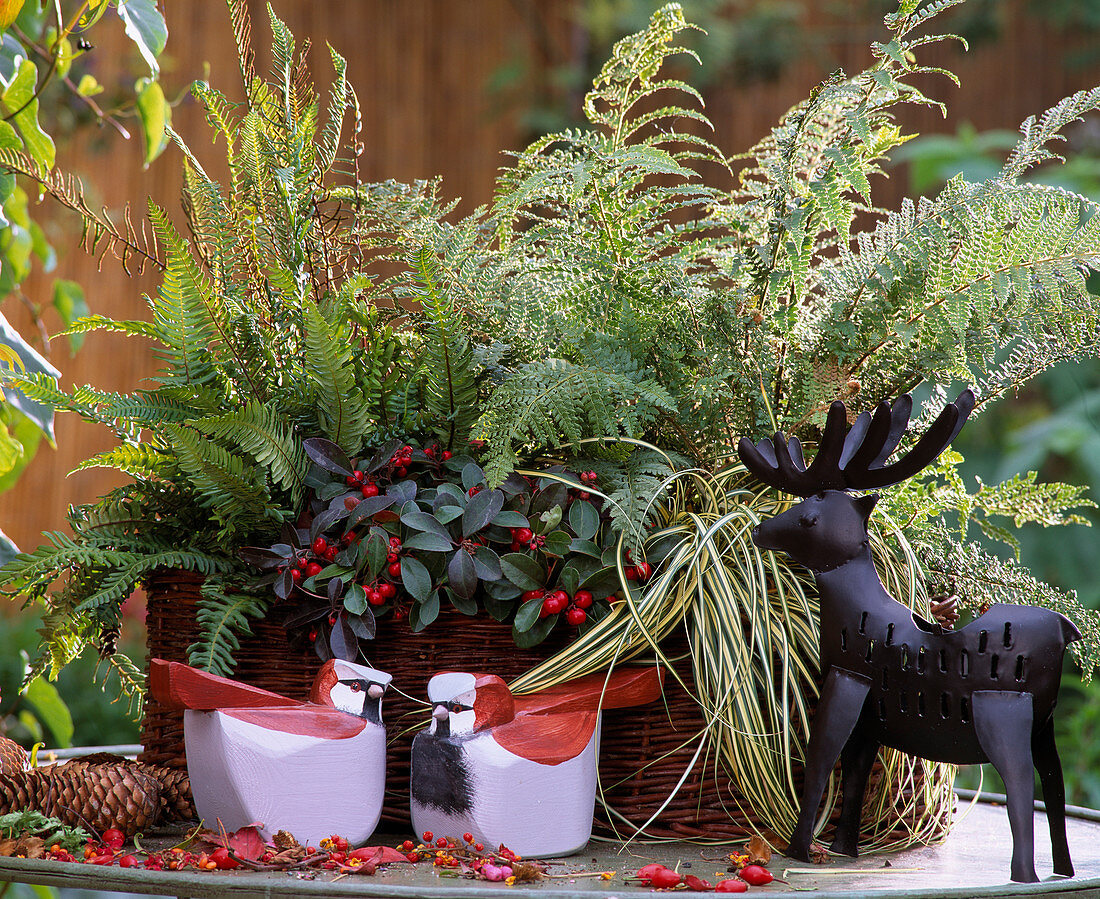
[187,580,268,677]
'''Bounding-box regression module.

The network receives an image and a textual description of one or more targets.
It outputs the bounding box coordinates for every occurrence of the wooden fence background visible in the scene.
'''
[5,0,1100,553]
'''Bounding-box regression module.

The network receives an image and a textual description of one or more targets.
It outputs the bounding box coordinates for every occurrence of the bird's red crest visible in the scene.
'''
[310,659,339,707]
[472,674,515,730]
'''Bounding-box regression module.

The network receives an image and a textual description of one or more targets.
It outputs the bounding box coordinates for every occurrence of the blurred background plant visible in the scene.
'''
[0,0,168,563]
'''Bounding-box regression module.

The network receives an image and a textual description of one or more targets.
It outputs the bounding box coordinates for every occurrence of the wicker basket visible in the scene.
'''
[139,569,932,842]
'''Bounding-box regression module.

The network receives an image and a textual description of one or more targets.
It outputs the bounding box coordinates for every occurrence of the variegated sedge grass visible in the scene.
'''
[510,447,955,850]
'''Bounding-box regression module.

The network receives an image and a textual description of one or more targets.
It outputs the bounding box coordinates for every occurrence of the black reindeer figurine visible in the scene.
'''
[738,390,1079,884]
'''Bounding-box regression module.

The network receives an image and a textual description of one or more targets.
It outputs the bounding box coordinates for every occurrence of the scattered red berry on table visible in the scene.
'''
[739,864,773,885]
[422,831,434,843]
[463,832,474,844]
[118,855,138,868]
[101,829,125,851]
[435,837,447,848]
[716,878,749,893]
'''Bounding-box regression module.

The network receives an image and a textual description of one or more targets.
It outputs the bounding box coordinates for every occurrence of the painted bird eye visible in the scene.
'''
[450,702,464,713]
[350,682,362,692]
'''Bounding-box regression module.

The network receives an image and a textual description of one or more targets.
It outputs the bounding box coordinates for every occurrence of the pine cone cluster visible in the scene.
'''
[0,737,195,836]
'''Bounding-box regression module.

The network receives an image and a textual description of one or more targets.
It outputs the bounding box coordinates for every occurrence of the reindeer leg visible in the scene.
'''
[829,716,878,857]
[787,667,871,862]
[1033,713,1073,876]
[972,691,1037,884]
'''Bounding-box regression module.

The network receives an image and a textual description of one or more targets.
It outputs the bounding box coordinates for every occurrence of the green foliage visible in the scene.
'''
[0,4,418,680]
[0,2,169,519]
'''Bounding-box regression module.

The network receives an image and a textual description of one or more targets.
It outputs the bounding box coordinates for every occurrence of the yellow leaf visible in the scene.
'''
[0,0,23,30]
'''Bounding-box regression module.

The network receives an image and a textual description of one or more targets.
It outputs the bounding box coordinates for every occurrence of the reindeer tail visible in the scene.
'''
[149,659,302,711]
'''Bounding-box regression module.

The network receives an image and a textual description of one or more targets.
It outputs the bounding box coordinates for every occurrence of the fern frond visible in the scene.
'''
[187,580,267,676]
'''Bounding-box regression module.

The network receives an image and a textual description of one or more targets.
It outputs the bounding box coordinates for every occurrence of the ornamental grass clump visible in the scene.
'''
[1,0,1099,851]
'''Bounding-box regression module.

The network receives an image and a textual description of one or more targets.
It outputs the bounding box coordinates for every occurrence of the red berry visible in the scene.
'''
[566,606,587,626]
[379,582,397,598]
[514,527,533,544]
[739,864,773,886]
[305,562,323,577]
[362,483,380,498]
[388,561,402,578]
[345,475,359,487]
[623,566,637,580]
[118,854,138,868]
[638,865,681,888]
[402,445,413,455]
[577,490,590,500]
[389,536,403,549]
[542,593,568,616]
[715,879,749,893]
[395,466,408,477]
[683,875,713,891]
[323,546,338,561]
[387,551,399,563]
[368,589,384,606]
[328,614,337,626]
[290,568,303,583]
[573,589,593,609]
[424,446,435,457]
[435,837,447,848]
[468,485,482,496]
[635,561,653,581]
[309,628,318,641]
[393,608,406,621]
[401,840,414,851]
[406,851,420,863]
[312,537,328,555]
[474,842,484,852]
[441,450,452,460]
[462,832,474,844]
[210,847,240,870]
[521,589,544,602]
[354,470,366,483]
[550,589,568,604]
[422,831,434,843]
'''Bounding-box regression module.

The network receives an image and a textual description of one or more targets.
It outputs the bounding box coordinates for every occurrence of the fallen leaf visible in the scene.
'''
[349,846,408,864]
[809,842,829,864]
[682,873,713,890]
[744,835,772,865]
[273,830,300,850]
[510,861,544,884]
[0,839,18,857]
[19,837,45,859]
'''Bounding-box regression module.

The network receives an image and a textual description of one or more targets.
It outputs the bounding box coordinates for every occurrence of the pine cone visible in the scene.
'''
[0,761,160,836]
[72,753,195,823]
[0,737,27,775]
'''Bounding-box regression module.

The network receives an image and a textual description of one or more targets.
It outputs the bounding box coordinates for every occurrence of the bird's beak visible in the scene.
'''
[368,684,385,699]
[432,704,449,721]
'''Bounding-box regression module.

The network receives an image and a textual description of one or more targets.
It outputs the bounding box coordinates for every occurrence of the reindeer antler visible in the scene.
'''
[738,389,975,496]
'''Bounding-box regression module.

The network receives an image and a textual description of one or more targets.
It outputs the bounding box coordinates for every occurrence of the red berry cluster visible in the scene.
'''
[522,588,594,625]
[402,831,528,882]
[631,860,774,892]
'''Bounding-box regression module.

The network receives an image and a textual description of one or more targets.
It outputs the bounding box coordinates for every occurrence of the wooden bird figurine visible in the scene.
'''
[410,667,663,856]
[150,658,391,845]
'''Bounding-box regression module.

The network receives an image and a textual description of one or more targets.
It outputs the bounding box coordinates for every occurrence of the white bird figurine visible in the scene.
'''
[410,667,663,856]
[150,657,391,845]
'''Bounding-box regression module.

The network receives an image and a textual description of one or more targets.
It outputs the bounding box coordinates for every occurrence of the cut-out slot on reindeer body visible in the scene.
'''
[739,390,1080,884]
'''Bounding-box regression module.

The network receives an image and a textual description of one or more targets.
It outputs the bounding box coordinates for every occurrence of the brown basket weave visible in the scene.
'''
[139,569,931,843]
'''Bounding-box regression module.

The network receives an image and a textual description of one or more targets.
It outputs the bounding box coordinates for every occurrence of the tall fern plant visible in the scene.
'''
[0,6,428,692]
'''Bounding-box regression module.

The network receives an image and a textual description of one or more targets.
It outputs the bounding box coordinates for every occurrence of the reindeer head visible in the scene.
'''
[739,390,975,573]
